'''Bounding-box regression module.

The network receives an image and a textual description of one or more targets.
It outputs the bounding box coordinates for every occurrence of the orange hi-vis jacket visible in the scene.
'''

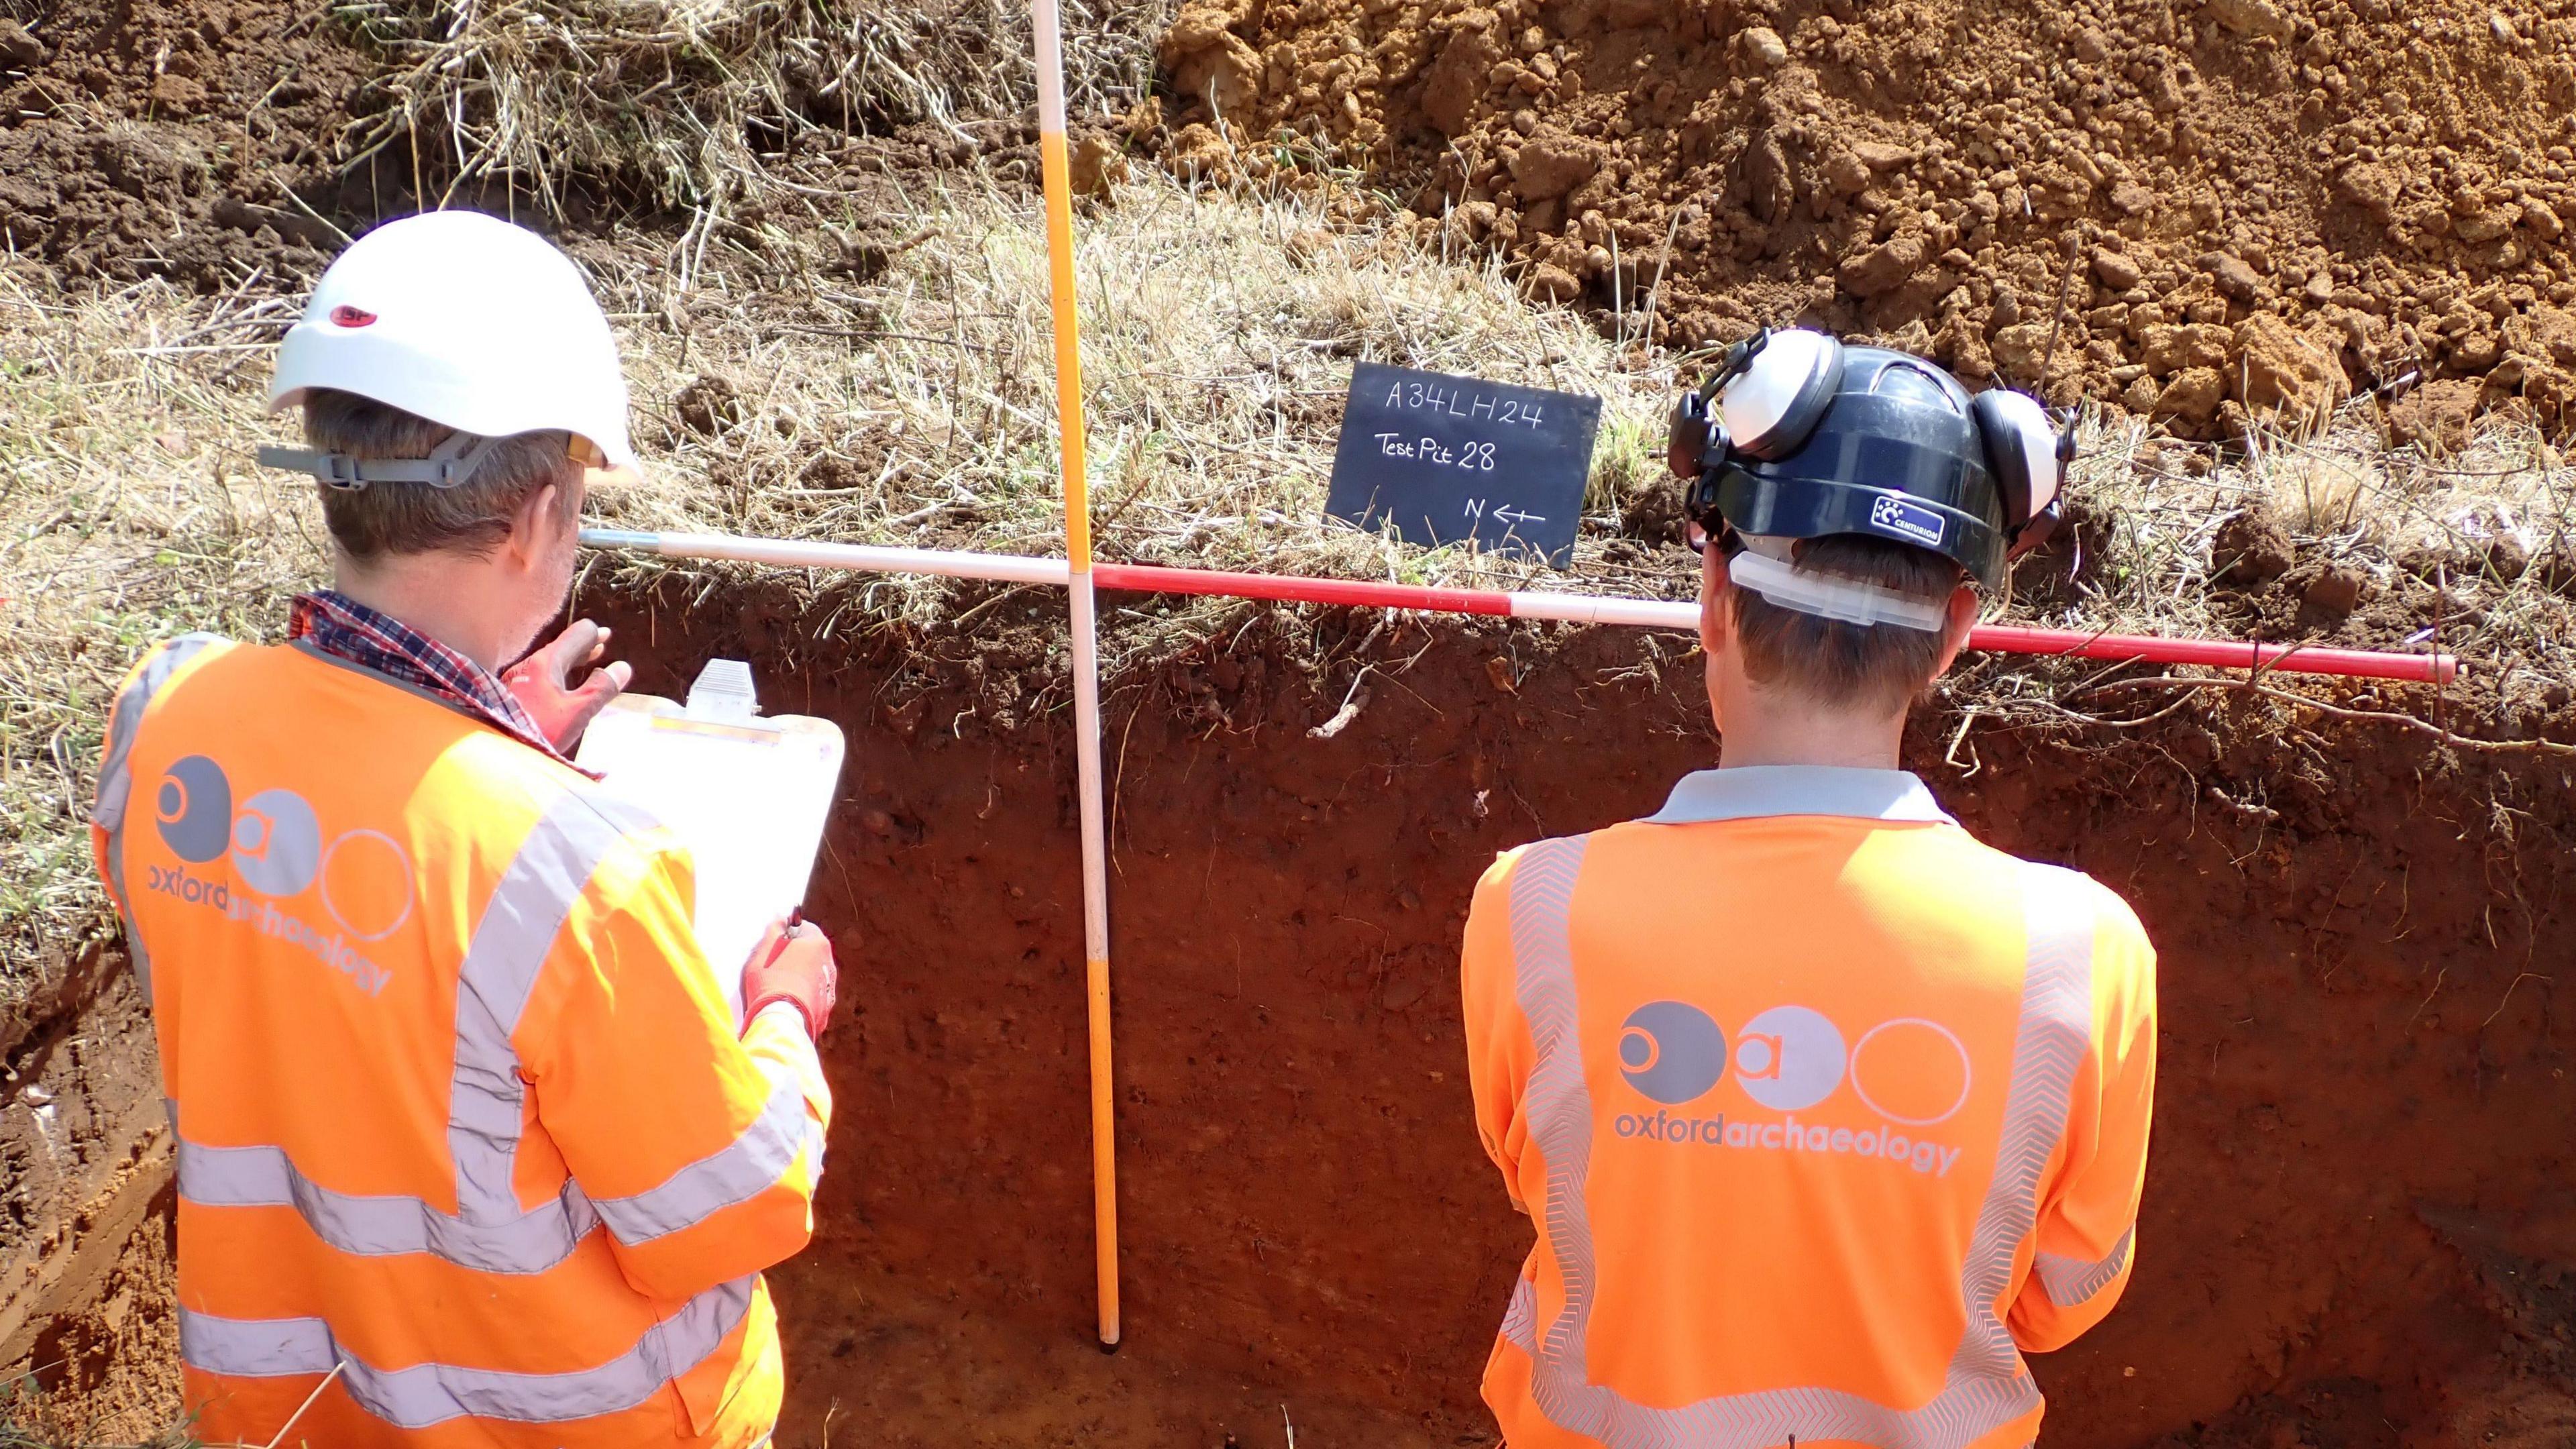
[89,633,833,1448]
[1462,767,2156,1449]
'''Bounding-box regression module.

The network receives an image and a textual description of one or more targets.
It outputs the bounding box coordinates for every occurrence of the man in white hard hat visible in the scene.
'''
[89,211,840,1446]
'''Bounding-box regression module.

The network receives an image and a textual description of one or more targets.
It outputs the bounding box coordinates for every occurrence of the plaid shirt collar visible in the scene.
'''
[289,590,574,766]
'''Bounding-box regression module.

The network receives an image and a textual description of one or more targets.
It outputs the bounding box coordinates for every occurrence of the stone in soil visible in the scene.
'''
[2213,511,2296,588]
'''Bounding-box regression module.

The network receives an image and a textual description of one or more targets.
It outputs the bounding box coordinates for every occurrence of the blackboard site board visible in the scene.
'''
[1324,362,1603,568]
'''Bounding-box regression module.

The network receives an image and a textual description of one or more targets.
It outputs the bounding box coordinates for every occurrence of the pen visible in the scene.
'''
[758,907,804,971]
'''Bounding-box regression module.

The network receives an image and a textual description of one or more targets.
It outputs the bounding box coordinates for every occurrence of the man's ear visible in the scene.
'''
[502,480,566,575]
[1931,584,1982,675]
[1698,541,1733,659]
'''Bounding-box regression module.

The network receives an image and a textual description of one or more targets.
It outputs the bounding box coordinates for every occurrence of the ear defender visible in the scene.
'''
[1720,329,1845,461]
[1666,390,1721,482]
[1970,388,2062,529]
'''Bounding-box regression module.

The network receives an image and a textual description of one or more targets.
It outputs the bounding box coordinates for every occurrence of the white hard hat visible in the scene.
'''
[266,211,635,474]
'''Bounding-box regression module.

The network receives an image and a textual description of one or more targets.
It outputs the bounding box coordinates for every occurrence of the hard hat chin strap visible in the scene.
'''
[1726,545,1948,633]
[256,430,502,492]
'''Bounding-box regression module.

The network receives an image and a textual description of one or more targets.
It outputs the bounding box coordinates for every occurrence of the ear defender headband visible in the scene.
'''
[1667,328,2072,608]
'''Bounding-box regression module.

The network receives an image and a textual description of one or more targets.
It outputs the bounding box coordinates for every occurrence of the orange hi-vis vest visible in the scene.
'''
[1462,767,2156,1449]
[89,633,833,1448]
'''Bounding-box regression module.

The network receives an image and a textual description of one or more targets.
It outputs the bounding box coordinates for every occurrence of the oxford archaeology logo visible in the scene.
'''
[1617,1000,1727,1104]
[148,755,405,994]
[1611,1000,1973,1177]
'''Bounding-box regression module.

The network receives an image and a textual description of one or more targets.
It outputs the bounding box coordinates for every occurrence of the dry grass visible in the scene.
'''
[329,0,1171,219]
[0,1391,201,1449]
[0,266,322,1018]
[7,162,2575,1018]
[576,168,1684,602]
[0,167,1678,1014]
[1949,401,2576,736]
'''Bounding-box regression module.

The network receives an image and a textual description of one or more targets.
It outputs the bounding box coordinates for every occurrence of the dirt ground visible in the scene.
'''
[0,0,372,287]
[1159,0,2576,438]
[0,951,180,1444]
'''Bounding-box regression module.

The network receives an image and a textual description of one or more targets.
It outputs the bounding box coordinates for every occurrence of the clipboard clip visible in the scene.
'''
[686,659,761,721]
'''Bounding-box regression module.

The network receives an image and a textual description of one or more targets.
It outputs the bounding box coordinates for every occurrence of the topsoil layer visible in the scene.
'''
[1158,0,2576,438]
[7,582,2575,1446]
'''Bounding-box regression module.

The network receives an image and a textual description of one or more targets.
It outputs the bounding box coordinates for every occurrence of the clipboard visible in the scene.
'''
[574,660,845,1021]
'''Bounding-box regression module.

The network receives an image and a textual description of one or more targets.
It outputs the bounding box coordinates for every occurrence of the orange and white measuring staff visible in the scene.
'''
[1029,0,1123,1350]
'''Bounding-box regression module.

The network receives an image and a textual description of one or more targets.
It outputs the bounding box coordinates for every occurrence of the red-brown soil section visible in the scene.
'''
[1158,0,2576,437]
[637,581,2569,1448]
[1,951,180,1443]
[9,582,2574,1444]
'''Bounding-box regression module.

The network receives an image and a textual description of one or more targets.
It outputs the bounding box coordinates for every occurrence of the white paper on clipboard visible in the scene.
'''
[574,661,844,1022]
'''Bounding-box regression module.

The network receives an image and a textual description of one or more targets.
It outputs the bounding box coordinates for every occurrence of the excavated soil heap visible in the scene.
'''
[1159,0,2576,437]
[9,582,2576,1446]
[0,0,376,286]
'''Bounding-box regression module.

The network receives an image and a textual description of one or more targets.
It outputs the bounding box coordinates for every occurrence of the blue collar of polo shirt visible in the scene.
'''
[1642,765,1957,826]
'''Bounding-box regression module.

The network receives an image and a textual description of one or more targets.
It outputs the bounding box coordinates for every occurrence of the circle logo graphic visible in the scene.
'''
[154,756,233,863]
[1850,1018,1974,1126]
[319,828,415,941]
[1733,1005,1847,1112]
[231,788,322,898]
[1618,1002,1727,1105]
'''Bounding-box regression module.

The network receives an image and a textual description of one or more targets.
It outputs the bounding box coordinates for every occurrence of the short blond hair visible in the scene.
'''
[1726,536,1964,716]
[303,388,580,564]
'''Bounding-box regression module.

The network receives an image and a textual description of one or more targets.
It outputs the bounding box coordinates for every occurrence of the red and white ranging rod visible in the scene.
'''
[578,528,2464,685]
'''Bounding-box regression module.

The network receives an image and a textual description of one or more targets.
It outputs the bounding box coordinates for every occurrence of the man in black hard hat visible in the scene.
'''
[1458,331,2159,1448]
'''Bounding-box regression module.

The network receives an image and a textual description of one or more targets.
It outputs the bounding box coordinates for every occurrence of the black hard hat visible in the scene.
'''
[1668,330,2066,591]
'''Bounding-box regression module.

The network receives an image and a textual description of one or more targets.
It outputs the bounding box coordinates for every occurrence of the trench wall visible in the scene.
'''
[574,581,2576,1444]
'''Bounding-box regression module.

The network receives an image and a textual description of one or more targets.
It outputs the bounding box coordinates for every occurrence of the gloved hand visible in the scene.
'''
[502,619,633,752]
[741,916,838,1040]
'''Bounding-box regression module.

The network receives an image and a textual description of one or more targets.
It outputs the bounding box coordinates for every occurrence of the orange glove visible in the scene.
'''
[741,916,838,1039]
[502,619,633,752]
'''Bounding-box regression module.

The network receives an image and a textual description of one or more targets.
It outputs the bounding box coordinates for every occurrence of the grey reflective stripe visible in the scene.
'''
[2035,1226,2133,1308]
[594,1063,809,1245]
[92,633,229,1002]
[169,778,696,1278]
[1506,836,1598,1373]
[178,1275,755,1427]
[1644,767,1956,827]
[91,633,229,833]
[176,1134,600,1275]
[449,789,659,1222]
[1498,847,2096,1449]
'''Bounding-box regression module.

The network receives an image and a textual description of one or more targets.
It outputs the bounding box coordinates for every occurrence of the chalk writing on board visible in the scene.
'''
[1326,362,1601,568]
[1461,499,1547,527]
[1373,435,1496,470]
[1379,378,1549,428]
